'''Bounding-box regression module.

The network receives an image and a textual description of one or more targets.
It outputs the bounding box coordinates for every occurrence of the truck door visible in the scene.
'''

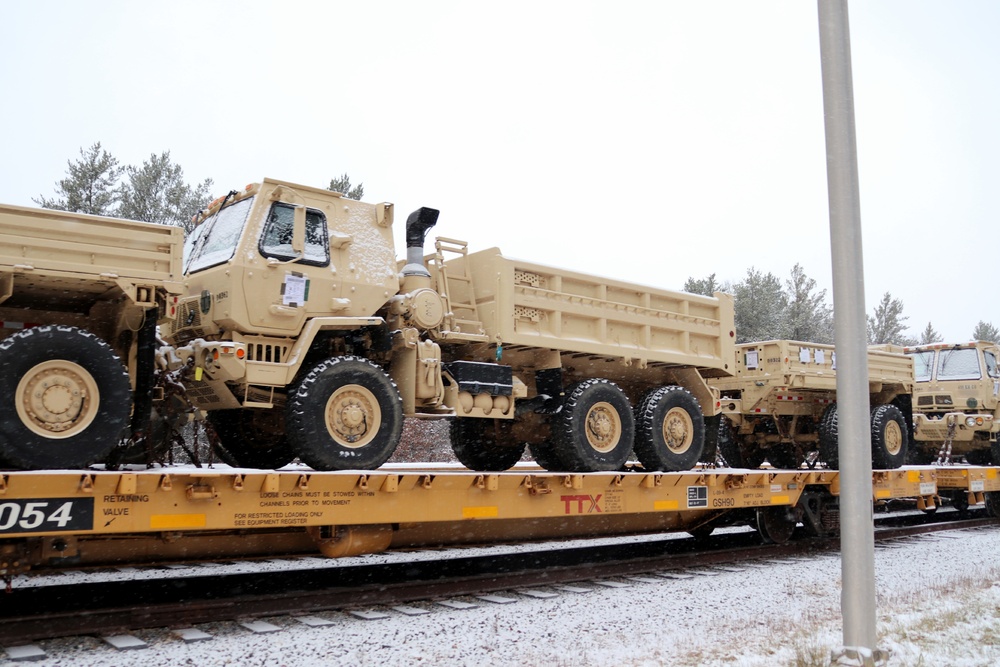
[243,197,337,334]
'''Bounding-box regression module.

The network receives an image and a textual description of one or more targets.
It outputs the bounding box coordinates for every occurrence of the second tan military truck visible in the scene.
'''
[905,341,1000,464]
[708,340,915,469]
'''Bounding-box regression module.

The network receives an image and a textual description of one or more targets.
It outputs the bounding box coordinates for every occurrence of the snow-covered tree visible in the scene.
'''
[33,142,122,216]
[732,267,787,343]
[118,151,213,234]
[782,263,834,343]
[971,321,1000,344]
[918,322,943,345]
[328,173,364,201]
[683,273,727,297]
[867,292,916,346]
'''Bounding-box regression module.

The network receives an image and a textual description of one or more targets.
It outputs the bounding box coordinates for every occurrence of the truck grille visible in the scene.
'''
[246,342,291,363]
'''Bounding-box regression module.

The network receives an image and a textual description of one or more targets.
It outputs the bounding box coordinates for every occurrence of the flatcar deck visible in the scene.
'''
[0,463,993,576]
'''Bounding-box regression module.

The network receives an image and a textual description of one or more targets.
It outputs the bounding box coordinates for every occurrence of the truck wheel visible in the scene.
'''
[552,379,634,472]
[766,443,800,469]
[818,403,839,468]
[286,356,403,471]
[0,325,131,469]
[528,442,566,471]
[717,416,766,468]
[450,418,526,471]
[870,404,908,469]
[701,414,721,464]
[208,409,296,469]
[633,386,705,471]
[717,416,741,467]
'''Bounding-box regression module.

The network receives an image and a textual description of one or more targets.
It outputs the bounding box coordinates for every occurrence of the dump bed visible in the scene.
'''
[0,202,184,293]
[710,340,915,394]
[456,248,735,374]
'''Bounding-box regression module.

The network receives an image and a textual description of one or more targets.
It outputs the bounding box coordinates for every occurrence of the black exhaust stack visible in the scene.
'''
[402,207,439,278]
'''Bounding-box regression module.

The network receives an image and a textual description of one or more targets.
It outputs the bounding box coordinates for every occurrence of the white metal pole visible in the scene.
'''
[816,0,882,661]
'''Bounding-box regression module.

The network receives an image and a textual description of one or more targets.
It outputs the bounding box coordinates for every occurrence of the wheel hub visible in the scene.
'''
[585,402,621,453]
[885,421,903,456]
[16,360,98,438]
[663,407,694,454]
[326,385,381,449]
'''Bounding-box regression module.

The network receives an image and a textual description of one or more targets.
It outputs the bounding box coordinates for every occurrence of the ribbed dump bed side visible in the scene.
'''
[712,340,914,392]
[0,203,183,284]
[458,248,735,372]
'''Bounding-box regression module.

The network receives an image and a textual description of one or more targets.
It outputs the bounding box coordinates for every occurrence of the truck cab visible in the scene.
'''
[905,341,1000,463]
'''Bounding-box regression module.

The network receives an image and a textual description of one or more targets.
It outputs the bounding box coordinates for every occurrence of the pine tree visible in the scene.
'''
[33,142,122,216]
[683,273,725,297]
[732,267,787,343]
[918,322,943,345]
[782,264,834,343]
[118,152,213,234]
[867,292,916,346]
[971,321,1000,344]
[328,173,364,200]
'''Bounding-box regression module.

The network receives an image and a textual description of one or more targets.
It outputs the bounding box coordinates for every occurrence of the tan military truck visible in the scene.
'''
[905,341,1000,464]
[160,178,737,473]
[0,203,184,469]
[709,340,914,469]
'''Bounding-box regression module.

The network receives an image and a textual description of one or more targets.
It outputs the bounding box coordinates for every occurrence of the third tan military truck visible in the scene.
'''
[708,340,915,469]
[905,341,1000,464]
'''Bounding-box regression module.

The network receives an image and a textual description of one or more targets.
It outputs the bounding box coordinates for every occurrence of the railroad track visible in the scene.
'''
[2,508,997,647]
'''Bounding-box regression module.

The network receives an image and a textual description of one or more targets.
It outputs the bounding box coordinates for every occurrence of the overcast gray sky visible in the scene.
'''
[1,1,996,342]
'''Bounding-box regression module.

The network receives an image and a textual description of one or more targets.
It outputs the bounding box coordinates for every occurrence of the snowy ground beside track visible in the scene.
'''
[5,525,1000,667]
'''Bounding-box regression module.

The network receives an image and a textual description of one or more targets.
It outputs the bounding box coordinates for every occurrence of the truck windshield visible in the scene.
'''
[937,348,981,381]
[184,197,255,273]
[910,350,934,382]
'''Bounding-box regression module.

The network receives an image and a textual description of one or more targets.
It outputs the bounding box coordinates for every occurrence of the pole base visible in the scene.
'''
[830,647,889,666]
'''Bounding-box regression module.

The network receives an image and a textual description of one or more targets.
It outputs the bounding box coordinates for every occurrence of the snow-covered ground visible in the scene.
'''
[5,524,1000,666]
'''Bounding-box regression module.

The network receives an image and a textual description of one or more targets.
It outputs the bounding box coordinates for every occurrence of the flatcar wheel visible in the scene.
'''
[208,409,296,469]
[949,490,970,513]
[870,404,908,469]
[0,325,131,469]
[286,356,403,471]
[633,386,705,471]
[757,506,797,544]
[528,441,566,471]
[985,492,1000,518]
[450,418,526,471]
